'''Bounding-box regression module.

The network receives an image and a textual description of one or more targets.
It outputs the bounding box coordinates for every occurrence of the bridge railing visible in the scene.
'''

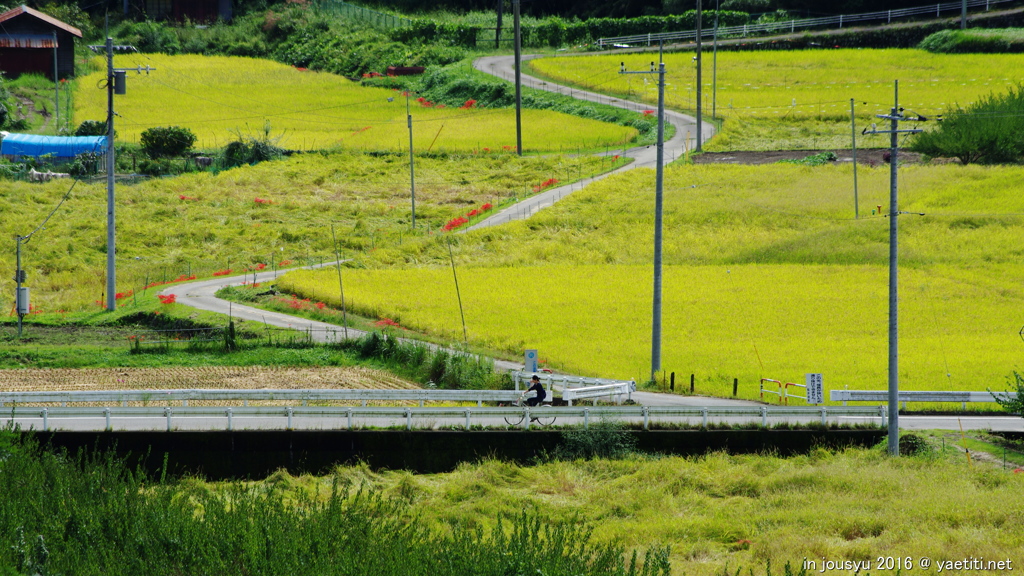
[0,389,523,408]
[1,404,886,432]
[512,372,636,404]
[597,0,1009,48]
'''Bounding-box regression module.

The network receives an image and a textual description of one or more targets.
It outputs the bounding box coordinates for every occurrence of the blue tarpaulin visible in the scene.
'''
[0,133,107,159]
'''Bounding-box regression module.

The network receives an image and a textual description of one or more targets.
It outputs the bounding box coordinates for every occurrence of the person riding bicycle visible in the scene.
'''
[525,374,546,406]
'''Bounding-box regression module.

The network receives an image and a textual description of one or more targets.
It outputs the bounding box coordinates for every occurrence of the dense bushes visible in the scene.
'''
[0,433,672,576]
[140,126,197,158]
[919,28,1024,54]
[911,85,1024,164]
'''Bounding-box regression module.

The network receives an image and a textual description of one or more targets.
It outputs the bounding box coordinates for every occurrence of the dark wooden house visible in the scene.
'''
[0,5,82,80]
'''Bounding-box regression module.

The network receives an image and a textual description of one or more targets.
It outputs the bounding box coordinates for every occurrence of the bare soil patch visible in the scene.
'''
[0,366,420,393]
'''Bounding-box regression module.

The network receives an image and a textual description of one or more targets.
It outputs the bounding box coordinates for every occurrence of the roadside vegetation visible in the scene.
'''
[1,430,1021,576]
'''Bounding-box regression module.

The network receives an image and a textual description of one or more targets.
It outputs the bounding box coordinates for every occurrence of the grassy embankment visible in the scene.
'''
[2,429,1022,576]
[527,49,1024,151]
[280,161,1024,401]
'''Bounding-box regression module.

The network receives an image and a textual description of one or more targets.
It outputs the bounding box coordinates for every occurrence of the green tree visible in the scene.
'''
[140,125,197,158]
[74,120,108,136]
[911,85,1024,164]
[992,371,1024,415]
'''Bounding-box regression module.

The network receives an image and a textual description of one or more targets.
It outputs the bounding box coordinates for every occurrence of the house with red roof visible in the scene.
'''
[0,5,82,80]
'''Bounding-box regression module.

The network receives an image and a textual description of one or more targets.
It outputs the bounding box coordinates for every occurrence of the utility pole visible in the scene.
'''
[851,98,859,219]
[53,31,59,129]
[406,92,416,228]
[513,0,523,156]
[495,0,503,49]
[15,236,26,338]
[621,59,667,380]
[862,81,925,457]
[695,0,703,152]
[88,38,153,311]
[712,0,719,120]
[961,0,967,29]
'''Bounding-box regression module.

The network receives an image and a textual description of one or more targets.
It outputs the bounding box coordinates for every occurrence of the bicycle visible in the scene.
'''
[503,393,556,427]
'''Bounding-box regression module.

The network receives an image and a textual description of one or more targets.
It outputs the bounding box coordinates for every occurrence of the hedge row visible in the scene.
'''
[390,11,751,48]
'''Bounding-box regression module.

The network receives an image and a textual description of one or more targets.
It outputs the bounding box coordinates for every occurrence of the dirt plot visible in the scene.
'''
[691,148,935,165]
[0,366,420,393]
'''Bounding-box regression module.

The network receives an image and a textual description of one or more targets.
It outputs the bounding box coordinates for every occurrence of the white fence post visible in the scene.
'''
[42,408,48,431]
[104,407,111,431]
[164,407,171,431]
[464,408,471,430]
[346,408,353,430]
[701,407,708,429]
[642,406,649,431]
[761,406,768,427]
[286,407,294,430]
[584,408,590,430]
[404,408,412,430]
[226,408,233,431]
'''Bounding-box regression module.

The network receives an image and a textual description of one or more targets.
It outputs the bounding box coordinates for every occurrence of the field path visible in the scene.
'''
[467,54,714,230]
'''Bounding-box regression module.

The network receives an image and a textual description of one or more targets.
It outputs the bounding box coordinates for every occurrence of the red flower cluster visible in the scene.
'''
[442,202,495,232]
[416,97,435,108]
[472,146,517,155]
[158,294,177,305]
[115,290,134,301]
[254,197,272,205]
[374,318,402,329]
[642,110,655,116]
[279,259,293,266]
[213,269,233,276]
[361,71,383,78]
[295,66,308,72]
[247,263,267,272]
[460,99,477,109]
[142,274,195,290]
[443,216,469,231]
[533,178,559,193]
[353,126,371,135]
[179,194,198,201]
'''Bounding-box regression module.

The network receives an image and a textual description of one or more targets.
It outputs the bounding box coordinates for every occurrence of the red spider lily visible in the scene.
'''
[279,260,293,266]
[642,110,655,116]
[254,197,272,205]
[482,147,490,153]
[179,194,198,201]
[460,99,477,109]
[158,294,177,305]
[213,269,233,276]
[295,67,308,72]
[481,203,493,211]
[443,216,469,232]
[315,302,326,310]
[532,178,559,193]
[467,209,479,217]
[375,318,402,328]
[115,290,134,301]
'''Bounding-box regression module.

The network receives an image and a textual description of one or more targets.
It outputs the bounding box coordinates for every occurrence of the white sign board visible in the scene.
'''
[805,373,824,405]
[524,349,538,373]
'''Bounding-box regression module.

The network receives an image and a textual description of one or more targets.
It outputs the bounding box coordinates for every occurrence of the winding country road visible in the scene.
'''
[467,54,714,230]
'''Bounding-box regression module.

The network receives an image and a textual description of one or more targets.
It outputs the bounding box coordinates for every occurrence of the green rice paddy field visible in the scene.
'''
[527,49,1024,151]
[280,161,1024,399]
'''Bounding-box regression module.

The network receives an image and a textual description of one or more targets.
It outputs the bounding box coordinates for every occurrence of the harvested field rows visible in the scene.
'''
[0,366,419,393]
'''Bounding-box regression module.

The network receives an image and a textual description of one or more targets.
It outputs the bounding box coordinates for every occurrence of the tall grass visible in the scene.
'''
[0,433,670,576]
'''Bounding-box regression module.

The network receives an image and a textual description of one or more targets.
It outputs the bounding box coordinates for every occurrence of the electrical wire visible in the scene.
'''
[21,178,79,244]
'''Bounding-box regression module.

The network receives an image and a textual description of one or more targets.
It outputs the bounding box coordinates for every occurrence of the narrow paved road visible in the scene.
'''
[467,54,715,231]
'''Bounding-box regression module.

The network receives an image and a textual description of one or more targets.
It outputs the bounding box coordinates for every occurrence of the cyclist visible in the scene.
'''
[525,374,546,406]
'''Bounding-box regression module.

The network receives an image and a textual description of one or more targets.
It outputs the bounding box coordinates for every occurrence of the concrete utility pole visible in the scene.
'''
[862,80,925,457]
[88,39,154,311]
[406,92,416,228]
[513,0,523,156]
[695,0,703,152]
[621,59,667,380]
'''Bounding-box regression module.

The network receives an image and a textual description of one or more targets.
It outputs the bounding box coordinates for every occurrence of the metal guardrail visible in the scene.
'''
[1,405,886,432]
[831,389,1016,409]
[0,389,523,408]
[597,0,1010,47]
[562,382,636,405]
